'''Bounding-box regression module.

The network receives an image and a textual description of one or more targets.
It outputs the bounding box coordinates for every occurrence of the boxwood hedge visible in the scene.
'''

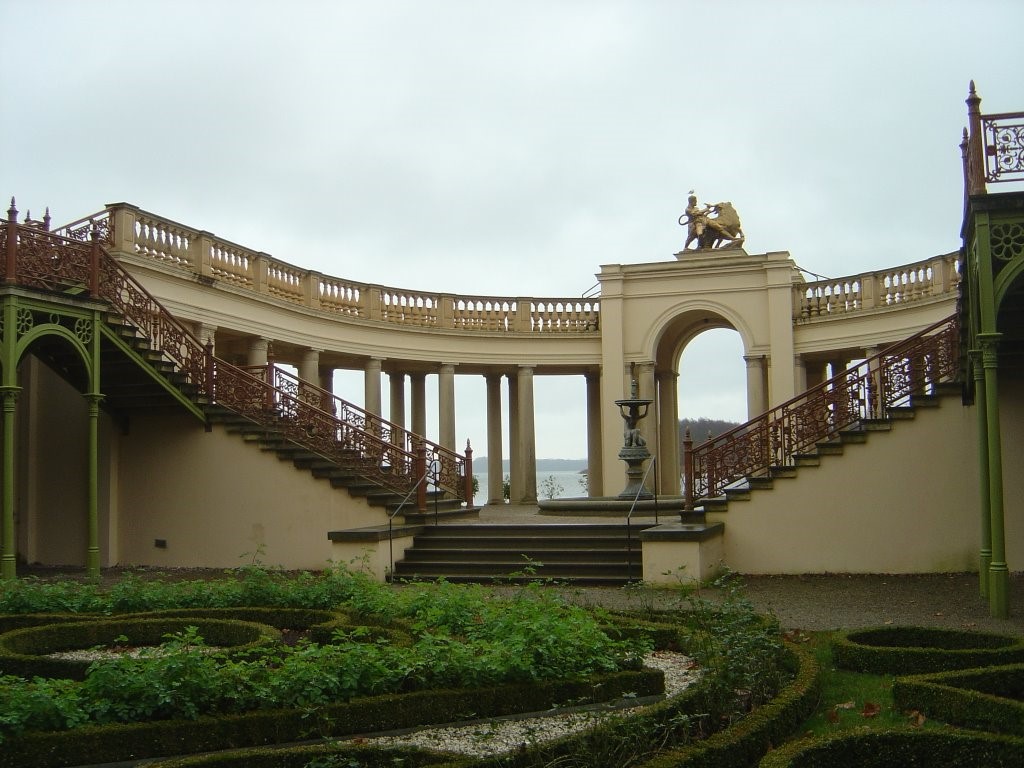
[833,626,1024,675]
[893,664,1024,736]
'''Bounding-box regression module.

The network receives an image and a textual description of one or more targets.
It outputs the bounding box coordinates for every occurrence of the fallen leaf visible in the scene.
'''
[835,700,856,710]
[862,702,881,718]
[908,710,926,727]
[826,709,840,724]
[884,620,893,625]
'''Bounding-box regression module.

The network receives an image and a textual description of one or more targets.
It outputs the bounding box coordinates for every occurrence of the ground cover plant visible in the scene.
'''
[0,565,652,760]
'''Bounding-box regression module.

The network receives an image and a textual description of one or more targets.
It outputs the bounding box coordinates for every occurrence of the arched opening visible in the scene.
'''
[650,310,752,496]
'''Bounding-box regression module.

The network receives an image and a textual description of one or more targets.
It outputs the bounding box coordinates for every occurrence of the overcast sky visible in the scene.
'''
[3,1,1021,460]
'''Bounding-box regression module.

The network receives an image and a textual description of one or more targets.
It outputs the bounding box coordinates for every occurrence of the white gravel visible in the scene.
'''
[341,651,698,758]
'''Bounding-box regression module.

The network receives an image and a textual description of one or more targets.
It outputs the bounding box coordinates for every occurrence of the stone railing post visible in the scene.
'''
[368,287,383,321]
[107,203,139,255]
[440,295,455,328]
[513,298,532,331]
[254,253,270,295]
[966,82,985,195]
[304,270,322,308]
[194,231,214,278]
[860,271,877,309]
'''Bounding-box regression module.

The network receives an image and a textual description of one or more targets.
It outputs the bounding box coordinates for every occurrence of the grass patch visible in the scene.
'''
[793,631,940,737]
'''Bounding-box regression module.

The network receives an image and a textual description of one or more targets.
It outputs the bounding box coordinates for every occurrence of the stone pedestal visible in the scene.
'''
[617,445,653,500]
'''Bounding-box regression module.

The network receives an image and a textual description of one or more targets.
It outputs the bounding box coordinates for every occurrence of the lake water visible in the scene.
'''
[474,470,587,500]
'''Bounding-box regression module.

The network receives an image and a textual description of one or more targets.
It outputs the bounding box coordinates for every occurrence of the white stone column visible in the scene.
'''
[485,373,504,504]
[516,366,537,503]
[364,358,382,417]
[247,337,270,366]
[410,372,427,437]
[508,373,522,502]
[744,355,767,418]
[299,348,320,384]
[793,355,807,398]
[438,363,456,452]
[657,370,680,495]
[585,372,603,498]
[389,372,406,432]
[195,323,217,350]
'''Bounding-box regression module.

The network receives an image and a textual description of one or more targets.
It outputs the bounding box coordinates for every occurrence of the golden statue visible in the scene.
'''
[678,192,745,250]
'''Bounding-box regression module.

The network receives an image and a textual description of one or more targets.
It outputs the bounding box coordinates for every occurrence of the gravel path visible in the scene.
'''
[16,566,1024,635]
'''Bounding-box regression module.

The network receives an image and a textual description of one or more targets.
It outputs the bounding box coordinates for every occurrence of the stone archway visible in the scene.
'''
[646,308,754,495]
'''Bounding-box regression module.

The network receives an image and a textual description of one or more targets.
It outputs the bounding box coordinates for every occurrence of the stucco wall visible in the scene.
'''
[115,410,383,570]
[705,395,987,574]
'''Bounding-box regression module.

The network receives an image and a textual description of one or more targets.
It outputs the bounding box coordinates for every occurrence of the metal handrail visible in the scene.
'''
[685,314,959,505]
[624,456,658,583]
[387,460,440,579]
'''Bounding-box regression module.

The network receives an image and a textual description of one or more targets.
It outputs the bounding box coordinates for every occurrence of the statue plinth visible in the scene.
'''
[617,445,653,500]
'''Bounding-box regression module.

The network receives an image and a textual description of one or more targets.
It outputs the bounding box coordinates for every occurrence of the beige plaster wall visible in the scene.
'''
[115,410,384,570]
[1000,376,1024,569]
[706,396,985,574]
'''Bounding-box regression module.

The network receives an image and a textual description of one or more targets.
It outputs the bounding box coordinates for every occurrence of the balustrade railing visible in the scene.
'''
[794,254,960,321]
[59,203,600,334]
[964,82,1024,196]
[685,315,960,505]
[240,364,472,502]
[5,207,466,509]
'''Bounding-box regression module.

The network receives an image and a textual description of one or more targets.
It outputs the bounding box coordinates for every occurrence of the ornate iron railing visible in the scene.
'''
[240,364,472,501]
[686,315,960,504]
[3,207,469,509]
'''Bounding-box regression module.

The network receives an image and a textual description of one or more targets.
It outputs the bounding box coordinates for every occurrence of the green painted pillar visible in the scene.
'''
[86,311,103,579]
[0,387,18,580]
[971,350,991,599]
[979,334,1008,618]
[85,393,102,578]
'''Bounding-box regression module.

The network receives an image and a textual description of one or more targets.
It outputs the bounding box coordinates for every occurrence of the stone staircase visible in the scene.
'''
[389,523,645,585]
[205,407,480,519]
[695,386,960,515]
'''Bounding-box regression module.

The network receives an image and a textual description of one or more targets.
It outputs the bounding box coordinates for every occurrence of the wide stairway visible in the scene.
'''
[390,523,645,585]
[4,214,475,519]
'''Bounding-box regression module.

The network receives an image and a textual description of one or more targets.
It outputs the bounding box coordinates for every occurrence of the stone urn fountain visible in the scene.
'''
[615,380,653,500]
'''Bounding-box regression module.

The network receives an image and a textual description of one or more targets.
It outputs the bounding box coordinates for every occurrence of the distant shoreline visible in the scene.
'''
[476,458,587,472]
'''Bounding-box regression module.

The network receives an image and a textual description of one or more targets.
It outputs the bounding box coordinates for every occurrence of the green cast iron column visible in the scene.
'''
[85,311,102,578]
[1,296,19,580]
[0,387,18,580]
[979,334,1008,618]
[971,350,991,599]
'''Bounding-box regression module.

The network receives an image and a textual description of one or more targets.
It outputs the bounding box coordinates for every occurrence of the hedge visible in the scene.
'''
[146,744,473,768]
[757,729,1024,767]
[832,626,1024,675]
[0,618,281,680]
[0,666,664,768]
[893,664,1024,735]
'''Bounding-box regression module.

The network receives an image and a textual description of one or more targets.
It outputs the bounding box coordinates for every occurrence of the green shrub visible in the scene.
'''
[833,626,1024,675]
[893,664,1024,735]
[757,729,1024,767]
[0,618,280,680]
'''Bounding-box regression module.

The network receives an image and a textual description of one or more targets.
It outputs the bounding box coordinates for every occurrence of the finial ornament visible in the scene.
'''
[677,191,745,251]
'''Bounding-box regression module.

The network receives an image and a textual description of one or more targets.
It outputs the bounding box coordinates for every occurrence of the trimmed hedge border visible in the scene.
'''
[893,664,1024,736]
[450,642,816,768]
[0,667,664,768]
[0,618,281,680]
[631,642,820,768]
[833,626,1024,675]
[756,728,1024,767]
[146,744,472,768]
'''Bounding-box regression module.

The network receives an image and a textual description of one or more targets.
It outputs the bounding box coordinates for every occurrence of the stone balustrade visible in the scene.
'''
[57,202,959,334]
[65,203,602,335]
[793,253,960,322]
